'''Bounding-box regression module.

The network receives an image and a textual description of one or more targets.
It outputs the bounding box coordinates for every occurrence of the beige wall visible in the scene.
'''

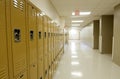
[113,4,120,66]
[99,15,113,54]
[29,0,64,26]
[80,23,93,48]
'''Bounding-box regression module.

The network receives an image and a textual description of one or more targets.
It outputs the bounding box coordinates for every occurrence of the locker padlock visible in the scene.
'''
[14,29,21,42]
[30,30,34,40]
[39,32,41,39]
[20,74,24,78]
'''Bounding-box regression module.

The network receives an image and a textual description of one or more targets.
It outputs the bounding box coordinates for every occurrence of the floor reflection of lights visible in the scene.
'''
[71,52,77,55]
[71,72,83,77]
[71,61,80,65]
[71,56,78,58]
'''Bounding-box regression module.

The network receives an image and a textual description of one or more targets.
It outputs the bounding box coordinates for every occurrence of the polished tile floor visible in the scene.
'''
[53,40,120,79]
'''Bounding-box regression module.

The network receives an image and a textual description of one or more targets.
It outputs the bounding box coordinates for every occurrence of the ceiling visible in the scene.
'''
[50,0,120,28]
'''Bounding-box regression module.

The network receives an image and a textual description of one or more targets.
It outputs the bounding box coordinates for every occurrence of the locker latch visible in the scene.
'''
[40,77,42,79]
[44,32,46,38]
[45,70,47,75]
[30,30,34,40]
[48,32,50,37]
[39,32,41,39]
[14,29,21,42]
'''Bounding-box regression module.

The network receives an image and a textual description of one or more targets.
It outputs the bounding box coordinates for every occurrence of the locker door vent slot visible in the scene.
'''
[39,32,41,39]
[15,58,25,75]
[20,74,24,78]
[0,67,8,79]
[30,30,34,40]
[13,0,18,8]
[14,29,21,42]
[19,1,24,11]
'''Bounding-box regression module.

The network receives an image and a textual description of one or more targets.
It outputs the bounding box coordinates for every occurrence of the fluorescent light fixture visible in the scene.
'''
[72,24,80,26]
[72,20,84,23]
[72,12,75,15]
[71,62,79,65]
[71,72,83,77]
[79,12,91,15]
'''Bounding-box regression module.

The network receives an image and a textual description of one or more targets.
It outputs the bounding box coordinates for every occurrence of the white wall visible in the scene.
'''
[29,0,63,26]
[80,23,93,48]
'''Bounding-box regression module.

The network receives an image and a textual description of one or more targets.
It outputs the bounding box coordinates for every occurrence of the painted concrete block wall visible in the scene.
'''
[29,0,62,26]
[99,15,113,54]
[93,20,100,49]
[113,4,120,66]
[80,24,93,48]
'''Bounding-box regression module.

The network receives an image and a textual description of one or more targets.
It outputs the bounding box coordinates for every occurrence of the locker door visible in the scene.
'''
[48,19,51,68]
[37,11,44,79]
[11,0,27,76]
[43,16,48,79]
[0,0,9,79]
[28,5,37,79]
[48,19,51,79]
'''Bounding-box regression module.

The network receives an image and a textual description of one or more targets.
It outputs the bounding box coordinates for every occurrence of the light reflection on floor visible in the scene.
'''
[53,40,120,79]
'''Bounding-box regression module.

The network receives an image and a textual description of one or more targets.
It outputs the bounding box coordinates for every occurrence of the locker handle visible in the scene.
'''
[33,64,35,67]
[20,74,24,78]
[39,32,41,39]
[40,77,42,79]
[14,29,21,42]
[49,65,50,69]
[30,30,34,40]
[44,32,46,38]
[45,70,47,75]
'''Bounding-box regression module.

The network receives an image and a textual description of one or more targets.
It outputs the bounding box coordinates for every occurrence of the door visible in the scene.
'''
[0,0,9,79]
[11,0,27,76]
[28,4,38,79]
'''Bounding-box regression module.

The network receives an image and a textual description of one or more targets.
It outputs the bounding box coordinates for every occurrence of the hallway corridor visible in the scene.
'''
[53,40,120,79]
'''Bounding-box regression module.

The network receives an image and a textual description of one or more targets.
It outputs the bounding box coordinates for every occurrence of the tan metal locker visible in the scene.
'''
[43,16,49,79]
[37,11,44,79]
[10,0,27,77]
[48,18,52,79]
[0,0,9,79]
[28,4,37,79]
[51,23,54,77]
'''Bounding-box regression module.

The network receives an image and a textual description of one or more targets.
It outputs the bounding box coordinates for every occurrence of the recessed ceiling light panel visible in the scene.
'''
[72,24,80,26]
[72,20,84,23]
[79,12,91,15]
